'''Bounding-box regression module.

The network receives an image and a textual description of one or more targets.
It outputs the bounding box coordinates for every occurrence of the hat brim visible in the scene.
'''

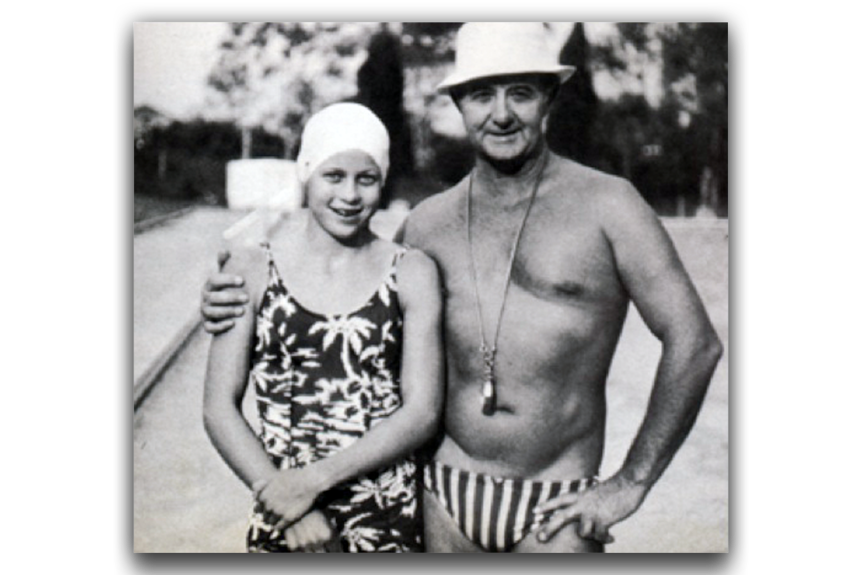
[437,65,575,92]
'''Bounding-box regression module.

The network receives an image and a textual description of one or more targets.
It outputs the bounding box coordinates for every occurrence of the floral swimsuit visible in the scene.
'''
[246,243,421,553]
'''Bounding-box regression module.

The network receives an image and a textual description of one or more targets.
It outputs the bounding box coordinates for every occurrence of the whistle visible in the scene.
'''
[482,379,495,416]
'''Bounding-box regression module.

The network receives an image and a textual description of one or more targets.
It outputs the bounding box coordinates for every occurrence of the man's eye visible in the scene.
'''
[468,90,493,101]
[511,88,537,100]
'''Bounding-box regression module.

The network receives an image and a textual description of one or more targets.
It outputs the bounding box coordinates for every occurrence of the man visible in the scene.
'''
[201,22,723,553]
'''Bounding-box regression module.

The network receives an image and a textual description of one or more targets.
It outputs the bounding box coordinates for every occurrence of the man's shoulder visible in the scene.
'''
[412,179,466,219]
[551,158,663,241]
[402,177,468,243]
[549,155,642,215]
[552,155,634,195]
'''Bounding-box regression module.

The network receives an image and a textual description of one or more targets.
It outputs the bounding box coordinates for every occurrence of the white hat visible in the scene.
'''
[296,103,390,184]
[438,22,575,91]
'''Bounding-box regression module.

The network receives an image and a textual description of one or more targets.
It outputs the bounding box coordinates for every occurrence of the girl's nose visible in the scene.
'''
[338,180,361,203]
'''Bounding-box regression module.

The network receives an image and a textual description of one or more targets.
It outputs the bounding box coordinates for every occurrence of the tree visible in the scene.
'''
[207,22,378,159]
[134,105,171,180]
[356,25,413,207]
[134,115,242,203]
[659,23,728,216]
[400,22,460,65]
[546,23,599,165]
[557,23,727,216]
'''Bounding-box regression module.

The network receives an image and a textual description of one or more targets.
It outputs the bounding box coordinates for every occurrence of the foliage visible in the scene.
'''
[548,22,728,216]
[134,114,284,204]
[661,23,727,116]
[400,23,460,65]
[660,23,728,216]
[207,22,379,157]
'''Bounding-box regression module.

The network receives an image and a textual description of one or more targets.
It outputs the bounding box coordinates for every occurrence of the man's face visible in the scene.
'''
[453,74,554,166]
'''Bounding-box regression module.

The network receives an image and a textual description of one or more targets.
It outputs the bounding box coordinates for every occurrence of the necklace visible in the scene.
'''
[466,153,548,416]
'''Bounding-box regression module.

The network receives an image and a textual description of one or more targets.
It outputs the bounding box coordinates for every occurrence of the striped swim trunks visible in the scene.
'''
[423,460,597,552]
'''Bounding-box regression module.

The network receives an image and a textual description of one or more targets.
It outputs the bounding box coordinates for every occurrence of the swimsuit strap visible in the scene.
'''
[263,241,404,276]
[259,241,275,265]
[390,245,409,274]
[258,241,283,288]
[260,242,408,317]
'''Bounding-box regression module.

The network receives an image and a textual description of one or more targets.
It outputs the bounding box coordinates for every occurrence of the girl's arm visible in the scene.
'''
[261,248,445,528]
[203,246,278,491]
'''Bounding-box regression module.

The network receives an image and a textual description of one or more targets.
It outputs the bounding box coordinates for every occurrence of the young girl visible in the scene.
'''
[203,103,444,552]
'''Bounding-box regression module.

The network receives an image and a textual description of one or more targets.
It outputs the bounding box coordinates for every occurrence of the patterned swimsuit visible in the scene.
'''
[246,243,422,553]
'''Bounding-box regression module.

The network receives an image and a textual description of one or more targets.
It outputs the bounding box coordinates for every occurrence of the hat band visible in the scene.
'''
[439,64,573,90]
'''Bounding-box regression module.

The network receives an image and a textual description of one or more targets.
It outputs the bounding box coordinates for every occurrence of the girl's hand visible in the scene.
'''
[283,510,336,552]
[257,467,330,529]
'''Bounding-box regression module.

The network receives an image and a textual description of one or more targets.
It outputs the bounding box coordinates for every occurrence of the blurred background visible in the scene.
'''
[134,22,727,221]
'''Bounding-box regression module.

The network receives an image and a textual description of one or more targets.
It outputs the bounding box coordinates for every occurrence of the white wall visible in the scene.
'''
[226,159,302,211]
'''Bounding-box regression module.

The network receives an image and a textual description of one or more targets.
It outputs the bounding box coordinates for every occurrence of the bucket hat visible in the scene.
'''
[437,22,575,91]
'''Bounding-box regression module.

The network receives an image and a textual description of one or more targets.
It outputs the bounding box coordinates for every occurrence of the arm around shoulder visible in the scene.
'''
[218,245,268,310]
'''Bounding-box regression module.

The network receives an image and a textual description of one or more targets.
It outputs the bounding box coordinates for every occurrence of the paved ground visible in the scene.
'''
[133,215,728,553]
[603,219,729,552]
[133,207,247,387]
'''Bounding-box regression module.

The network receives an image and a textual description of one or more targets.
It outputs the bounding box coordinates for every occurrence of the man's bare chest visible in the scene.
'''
[431,215,624,309]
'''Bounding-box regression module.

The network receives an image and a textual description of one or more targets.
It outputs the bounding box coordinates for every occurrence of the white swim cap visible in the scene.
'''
[296,103,390,185]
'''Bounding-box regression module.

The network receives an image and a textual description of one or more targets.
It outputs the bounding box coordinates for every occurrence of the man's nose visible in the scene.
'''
[491,94,513,125]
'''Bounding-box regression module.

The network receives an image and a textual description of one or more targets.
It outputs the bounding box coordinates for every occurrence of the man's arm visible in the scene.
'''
[536,183,723,543]
[603,182,723,488]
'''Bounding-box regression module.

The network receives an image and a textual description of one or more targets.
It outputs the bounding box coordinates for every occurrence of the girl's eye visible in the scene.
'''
[357,174,379,186]
[322,171,344,183]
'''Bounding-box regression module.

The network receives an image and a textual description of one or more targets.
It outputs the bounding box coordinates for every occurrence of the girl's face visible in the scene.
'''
[306,150,383,241]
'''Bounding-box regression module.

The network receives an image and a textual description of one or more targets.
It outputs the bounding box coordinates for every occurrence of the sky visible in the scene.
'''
[132,22,650,122]
[134,22,226,119]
